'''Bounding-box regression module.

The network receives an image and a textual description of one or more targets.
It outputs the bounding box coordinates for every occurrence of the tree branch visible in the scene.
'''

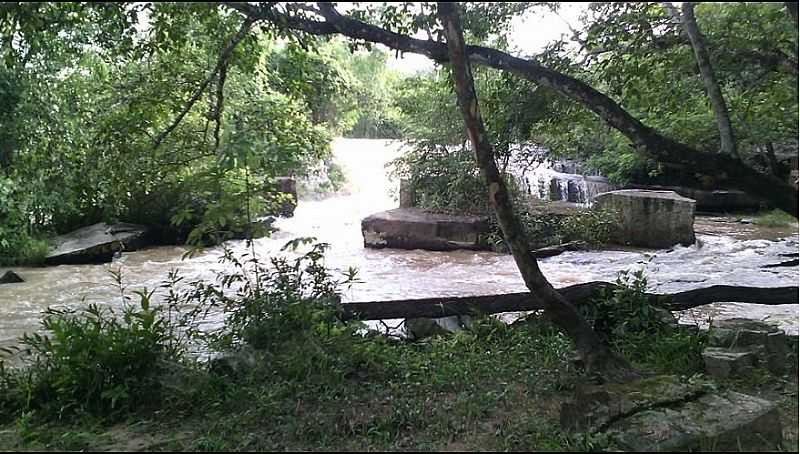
[152,17,254,152]
[220,2,798,215]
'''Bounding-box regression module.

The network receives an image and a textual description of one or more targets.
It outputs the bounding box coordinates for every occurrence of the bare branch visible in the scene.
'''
[152,17,255,152]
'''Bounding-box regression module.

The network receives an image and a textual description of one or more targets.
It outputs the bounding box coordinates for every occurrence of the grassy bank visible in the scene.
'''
[0,247,797,451]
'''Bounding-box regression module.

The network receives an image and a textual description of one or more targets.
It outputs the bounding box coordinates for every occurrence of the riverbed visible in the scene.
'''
[1,138,798,348]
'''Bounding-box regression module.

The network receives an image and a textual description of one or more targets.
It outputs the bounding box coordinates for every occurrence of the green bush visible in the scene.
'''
[581,270,708,375]
[0,291,186,420]
[178,239,359,351]
[751,209,797,228]
[391,144,492,215]
[484,205,619,251]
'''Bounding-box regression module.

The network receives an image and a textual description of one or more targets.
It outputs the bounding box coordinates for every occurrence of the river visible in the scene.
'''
[1,138,798,348]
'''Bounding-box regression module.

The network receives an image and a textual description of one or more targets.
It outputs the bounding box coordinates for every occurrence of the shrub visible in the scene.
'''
[0,290,186,420]
[751,209,797,228]
[178,239,359,351]
[580,269,707,375]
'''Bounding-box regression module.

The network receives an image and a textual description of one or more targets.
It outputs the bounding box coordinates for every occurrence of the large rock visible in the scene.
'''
[609,391,782,452]
[561,375,782,452]
[45,222,150,265]
[361,208,490,251]
[0,270,23,284]
[708,318,789,376]
[594,190,695,249]
[404,315,471,341]
[702,347,757,378]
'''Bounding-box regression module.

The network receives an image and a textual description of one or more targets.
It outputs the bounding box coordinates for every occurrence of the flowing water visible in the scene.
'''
[1,138,798,349]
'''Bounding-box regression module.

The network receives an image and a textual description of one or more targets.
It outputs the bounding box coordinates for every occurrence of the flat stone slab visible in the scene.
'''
[560,375,709,433]
[594,190,695,249]
[702,347,756,378]
[561,375,782,451]
[361,208,490,251]
[45,222,150,265]
[709,318,788,375]
[609,391,782,452]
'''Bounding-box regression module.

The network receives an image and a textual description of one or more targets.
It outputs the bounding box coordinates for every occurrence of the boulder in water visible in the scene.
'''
[593,190,695,249]
[361,208,490,251]
[0,270,23,284]
[267,176,297,217]
[45,222,150,265]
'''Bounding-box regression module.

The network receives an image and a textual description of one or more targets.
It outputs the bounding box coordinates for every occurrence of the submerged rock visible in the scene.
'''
[361,208,490,251]
[0,270,23,284]
[45,222,150,265]
[593,190,695,249]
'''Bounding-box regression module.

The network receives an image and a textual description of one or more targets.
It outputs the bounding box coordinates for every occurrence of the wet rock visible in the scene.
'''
[267,176,297,217]
[561,375,782,451]
[0,270,23,284]
[361,208,490,251]
[404,315,471,341]
[702,347,756,378]
[45,223,150,265]
[593,190,695,249]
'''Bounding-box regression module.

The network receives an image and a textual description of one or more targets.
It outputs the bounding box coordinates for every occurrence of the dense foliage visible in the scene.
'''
[0,4,405,264]
[533,2,798,184]
[393,2,797,190]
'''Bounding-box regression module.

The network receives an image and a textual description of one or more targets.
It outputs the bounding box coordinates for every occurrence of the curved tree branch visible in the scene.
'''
[152,17,254,152]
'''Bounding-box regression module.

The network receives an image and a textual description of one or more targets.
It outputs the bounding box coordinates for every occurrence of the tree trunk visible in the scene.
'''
[436,2,638,383]
[227,2,798,216]
[681,3,738,158]
[786,2,799,27]
[765,142,781,177]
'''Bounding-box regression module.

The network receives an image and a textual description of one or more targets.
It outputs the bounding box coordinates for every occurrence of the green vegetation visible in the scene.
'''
[750,209,799,228]
[482,206,620,251]
[4,249,793,451]
[0,3,407,264]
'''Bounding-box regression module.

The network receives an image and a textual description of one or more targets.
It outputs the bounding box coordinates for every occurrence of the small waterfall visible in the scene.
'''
[508,158,615,205]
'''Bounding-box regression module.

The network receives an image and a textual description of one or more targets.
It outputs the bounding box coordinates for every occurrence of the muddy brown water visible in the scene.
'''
[1,139,798,351]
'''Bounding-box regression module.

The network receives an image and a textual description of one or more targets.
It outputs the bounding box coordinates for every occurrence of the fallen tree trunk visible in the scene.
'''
[763,259,799,268]
[341,283,799,321]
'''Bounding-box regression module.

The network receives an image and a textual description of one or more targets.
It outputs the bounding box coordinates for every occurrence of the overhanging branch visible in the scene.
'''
[152,17,255,152]
[220,2,799,215]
